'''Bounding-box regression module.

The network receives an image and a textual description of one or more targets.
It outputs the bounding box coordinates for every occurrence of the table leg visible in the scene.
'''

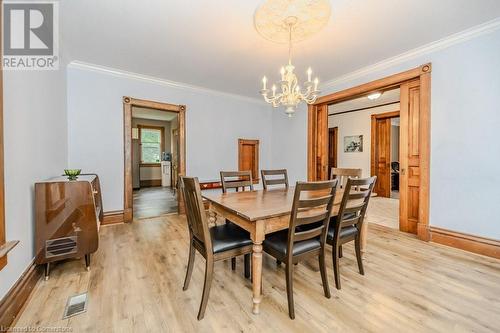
[208,210,217,227]
[251,220,265,315]
[361,221,368,253]
[251,242,263,314]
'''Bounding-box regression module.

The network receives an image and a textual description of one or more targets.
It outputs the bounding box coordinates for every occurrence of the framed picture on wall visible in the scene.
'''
[344,135,363,152]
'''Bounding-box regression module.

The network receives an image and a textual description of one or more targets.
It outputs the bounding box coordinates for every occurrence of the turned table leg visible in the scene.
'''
[251,220,265,314]
[360,220,368,253]
[251,242,263,314]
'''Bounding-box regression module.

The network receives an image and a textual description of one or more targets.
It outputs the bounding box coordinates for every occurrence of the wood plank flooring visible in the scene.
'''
[13,215,500,332]
[133,186,178,219]
[366,197,399,229]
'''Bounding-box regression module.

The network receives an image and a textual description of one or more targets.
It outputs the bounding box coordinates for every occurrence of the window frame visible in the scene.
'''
[138,125,165,167]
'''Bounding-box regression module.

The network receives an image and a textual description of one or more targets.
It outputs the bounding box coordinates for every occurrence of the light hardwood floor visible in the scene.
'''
[366,197,399,229]
[14,215,500,332]
[133,186,178,219]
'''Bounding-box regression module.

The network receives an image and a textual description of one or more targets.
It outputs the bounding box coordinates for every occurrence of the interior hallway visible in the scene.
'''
[133,187,178,219]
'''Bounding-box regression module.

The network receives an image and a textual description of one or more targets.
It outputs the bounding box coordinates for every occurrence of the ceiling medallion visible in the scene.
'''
[255,0,331,116]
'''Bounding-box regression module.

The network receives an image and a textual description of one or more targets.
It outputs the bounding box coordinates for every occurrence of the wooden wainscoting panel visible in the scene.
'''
[102,210,125,225]
[430,227,500,259]
[0,262,42,328]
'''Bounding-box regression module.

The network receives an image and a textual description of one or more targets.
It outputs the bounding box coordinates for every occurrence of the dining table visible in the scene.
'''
[202,186,369,315]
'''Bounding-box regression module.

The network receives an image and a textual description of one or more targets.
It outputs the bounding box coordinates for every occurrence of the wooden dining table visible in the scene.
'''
[202,186,369,315]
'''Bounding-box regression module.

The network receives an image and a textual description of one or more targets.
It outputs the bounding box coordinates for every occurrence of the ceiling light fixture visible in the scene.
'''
[255,0,331,117]
[367,92,382,100]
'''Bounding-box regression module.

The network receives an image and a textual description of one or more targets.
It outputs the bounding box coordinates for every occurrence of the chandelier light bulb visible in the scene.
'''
[307,67,312,82]
[262,76,267,90]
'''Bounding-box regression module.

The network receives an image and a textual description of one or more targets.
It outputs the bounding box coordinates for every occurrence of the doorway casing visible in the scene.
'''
[123,97,186,222]
[308,64,431,241]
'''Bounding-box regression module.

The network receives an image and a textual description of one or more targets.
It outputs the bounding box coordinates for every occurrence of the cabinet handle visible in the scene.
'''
[93,190,99,195]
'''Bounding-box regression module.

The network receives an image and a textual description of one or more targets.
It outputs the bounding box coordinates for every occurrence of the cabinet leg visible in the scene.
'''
[44,263,50,281]
[85,254,90,271]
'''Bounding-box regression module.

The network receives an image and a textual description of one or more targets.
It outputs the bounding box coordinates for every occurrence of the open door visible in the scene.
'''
[328,127,338,178]
[371,116,393,197]
[399,79,424,235]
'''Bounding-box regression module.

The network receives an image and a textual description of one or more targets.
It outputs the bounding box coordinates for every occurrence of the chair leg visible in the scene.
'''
[332,245,341,290]
[85,254,91,271]
[339,245,343,258]
[197,258,214,320]
[285,263,295,319]
[355,236,365,275]
[231,257,236,270]
[183,241,196,291]
[244,254,251,279]
[319,251,331,299]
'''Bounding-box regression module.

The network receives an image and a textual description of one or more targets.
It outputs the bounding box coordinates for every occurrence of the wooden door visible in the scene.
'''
[400,79,421,234]
[238,139,259,181]
[372,118,392,197]
[328,127,338,178]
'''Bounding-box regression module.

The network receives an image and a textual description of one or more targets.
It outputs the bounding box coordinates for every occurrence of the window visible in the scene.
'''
[140,126,164,164]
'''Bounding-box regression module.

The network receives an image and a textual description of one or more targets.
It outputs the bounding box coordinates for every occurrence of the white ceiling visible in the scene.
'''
[132,107,178,121]
[61,0,500,98]
[329,88,400,114]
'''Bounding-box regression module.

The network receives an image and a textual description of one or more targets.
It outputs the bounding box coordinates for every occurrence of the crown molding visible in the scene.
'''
[321,17,500,90]
[67,61,266,105]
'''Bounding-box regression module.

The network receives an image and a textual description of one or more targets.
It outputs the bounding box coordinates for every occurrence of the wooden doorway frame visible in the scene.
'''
[308,63,431,241]
[370,111,400,198]
[123,97,186,222]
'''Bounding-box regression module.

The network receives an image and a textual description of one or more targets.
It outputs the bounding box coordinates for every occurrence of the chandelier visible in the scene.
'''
[255,0,331,117]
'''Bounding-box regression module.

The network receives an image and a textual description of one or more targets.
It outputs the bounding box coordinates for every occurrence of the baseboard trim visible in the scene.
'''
[140,179,162,187]
[0,261,42,328]
[430,227,500,259]
[102,210,125,225]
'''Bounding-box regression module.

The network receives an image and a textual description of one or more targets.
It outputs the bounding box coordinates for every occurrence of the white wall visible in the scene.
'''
[0,69,68,299]
[270,104,308,184]
[328,103,400,178]
[67,64,272,212]
[271,28,500,239]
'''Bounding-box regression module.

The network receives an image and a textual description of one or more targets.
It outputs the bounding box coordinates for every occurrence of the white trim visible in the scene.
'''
[67,61,266,105]
[321,17,500,89]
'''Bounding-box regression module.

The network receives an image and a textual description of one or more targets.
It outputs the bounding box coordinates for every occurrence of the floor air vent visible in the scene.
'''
[46,236,77,258]
[63,292,88,319]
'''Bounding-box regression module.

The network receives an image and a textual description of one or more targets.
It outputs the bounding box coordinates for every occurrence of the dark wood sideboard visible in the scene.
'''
[35,174,103,279]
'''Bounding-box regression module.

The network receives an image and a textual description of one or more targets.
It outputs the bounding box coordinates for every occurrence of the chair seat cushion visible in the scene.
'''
[327,224,358,240]
[210,222,252,254]
[263,230,321,257]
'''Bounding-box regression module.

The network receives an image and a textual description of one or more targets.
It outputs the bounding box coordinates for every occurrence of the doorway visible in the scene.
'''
[371,111,400,199]
[308,64,431,239]
[123,97,186,222]
[328,127,338,179]
[131,108,179,219]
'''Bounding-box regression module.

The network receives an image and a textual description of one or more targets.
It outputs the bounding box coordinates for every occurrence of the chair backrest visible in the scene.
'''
[220,171,253,193]
[286,180,338,259]
[330,168,362,189]
[179,177,212,253]
[261,169,289,190]
[331,177,377,242]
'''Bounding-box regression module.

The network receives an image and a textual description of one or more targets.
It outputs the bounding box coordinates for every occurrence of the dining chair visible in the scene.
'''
[261,169,289,190]
[220,170,254,193]
[330,168,362,189]
[220,170,253,272]
[262,179,338,319]
[180,176,253,320]
[326,176,376,290]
